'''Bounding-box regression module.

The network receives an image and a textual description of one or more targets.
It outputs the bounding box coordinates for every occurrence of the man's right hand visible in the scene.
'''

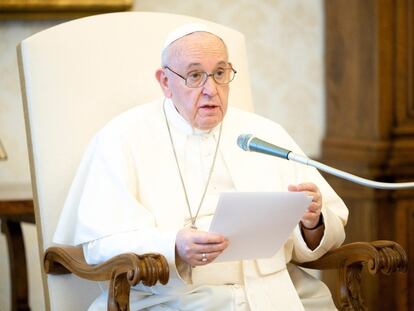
[175,227,229,266]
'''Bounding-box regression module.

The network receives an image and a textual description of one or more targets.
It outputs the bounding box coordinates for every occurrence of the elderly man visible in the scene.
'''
[54,23,348,310]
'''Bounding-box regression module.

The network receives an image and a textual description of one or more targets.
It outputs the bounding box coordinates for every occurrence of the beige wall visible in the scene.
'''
[0,1,324,310]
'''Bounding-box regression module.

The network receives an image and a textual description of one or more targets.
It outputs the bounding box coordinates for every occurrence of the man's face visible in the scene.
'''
[158,32,230,130]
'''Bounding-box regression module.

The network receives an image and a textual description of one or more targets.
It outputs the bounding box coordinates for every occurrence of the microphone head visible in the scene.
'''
[237,134,253,151]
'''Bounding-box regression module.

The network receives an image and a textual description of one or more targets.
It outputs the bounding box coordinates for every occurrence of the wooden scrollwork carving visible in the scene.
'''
[44,241,407,311]
[44,246,169,311]
[296,240,408,311]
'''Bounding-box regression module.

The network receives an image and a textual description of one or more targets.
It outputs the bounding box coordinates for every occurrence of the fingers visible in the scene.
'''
[306,201,321,212]
[197,251,222,265]
[301,202,322,228]
[176,228,229,266]
[183,243,228,266]
[289,183,319,195]
[289,182,318,192]
[289,182,323,229]
[192,230,225,244]
[192,240,229,253]
[287,184,298,192]
[288,183,322,205]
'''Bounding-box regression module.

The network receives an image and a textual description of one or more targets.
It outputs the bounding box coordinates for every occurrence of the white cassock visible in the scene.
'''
[54,98,348,310]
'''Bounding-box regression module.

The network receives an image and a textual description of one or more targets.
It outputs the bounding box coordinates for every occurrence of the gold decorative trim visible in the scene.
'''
[0,0,133,19]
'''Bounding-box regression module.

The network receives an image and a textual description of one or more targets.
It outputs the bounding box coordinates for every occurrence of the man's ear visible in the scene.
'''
[155,68,172,98]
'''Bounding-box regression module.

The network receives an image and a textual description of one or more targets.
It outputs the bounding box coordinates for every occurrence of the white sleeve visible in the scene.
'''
[56,120,172,247]
[82,228,191,284]
[292,203,346,262]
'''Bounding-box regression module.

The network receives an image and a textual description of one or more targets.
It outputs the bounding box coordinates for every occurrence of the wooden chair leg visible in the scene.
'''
[338,263,366,311]
[1,219,31,311]
[108,271,131,311]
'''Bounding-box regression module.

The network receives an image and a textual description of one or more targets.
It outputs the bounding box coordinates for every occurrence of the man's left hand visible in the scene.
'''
[288,182,322,229]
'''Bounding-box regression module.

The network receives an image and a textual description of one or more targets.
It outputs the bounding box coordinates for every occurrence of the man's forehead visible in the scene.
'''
[184,60,228,70]
[168,34,228,69]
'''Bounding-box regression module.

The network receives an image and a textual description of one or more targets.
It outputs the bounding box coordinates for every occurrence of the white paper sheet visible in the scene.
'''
[209,192,311,262]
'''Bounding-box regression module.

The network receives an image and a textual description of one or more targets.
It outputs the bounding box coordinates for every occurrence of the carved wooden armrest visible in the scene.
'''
[295,240,408,311]
[44,246,169,311]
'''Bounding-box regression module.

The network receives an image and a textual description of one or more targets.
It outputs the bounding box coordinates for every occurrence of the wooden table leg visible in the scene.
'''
[1,219,31,311]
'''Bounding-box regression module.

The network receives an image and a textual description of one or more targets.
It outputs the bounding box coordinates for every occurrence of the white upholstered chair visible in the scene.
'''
[18,12,252,311]
[18,12,407,311]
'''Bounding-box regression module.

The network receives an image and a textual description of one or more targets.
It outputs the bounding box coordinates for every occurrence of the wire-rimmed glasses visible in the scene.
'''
[164,65,237,88]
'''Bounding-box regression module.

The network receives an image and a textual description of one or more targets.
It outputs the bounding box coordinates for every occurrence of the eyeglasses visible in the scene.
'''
[164,65,237,88]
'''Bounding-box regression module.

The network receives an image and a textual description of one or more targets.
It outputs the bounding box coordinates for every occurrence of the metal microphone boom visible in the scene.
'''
[237,134,414,190]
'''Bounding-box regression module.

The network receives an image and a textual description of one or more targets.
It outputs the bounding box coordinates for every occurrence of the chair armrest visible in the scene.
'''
[294,240,407,311]
[44,245,169,311]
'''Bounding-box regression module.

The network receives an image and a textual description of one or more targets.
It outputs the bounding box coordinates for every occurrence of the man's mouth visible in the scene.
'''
[200,104,219,110]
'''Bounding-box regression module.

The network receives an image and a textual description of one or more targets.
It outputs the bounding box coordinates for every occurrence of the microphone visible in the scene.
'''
[237,134,414,190]
[237,134,291,159]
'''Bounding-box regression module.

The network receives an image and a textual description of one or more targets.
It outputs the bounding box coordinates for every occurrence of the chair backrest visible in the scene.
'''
[18,12,253,310]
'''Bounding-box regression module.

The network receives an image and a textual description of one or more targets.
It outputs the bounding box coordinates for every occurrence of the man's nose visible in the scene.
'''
[202,75,218,96]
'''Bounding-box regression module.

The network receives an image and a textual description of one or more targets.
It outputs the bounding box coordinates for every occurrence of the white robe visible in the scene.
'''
[54,98,348,310]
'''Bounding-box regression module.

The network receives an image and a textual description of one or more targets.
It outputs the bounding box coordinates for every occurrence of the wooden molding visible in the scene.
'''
[0,0,133,19]
[0,0,132,11]
[323,1,414,309]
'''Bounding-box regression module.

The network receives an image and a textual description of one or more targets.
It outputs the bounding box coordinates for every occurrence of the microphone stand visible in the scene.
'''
[288,152,414,190]
[238,133,414,190]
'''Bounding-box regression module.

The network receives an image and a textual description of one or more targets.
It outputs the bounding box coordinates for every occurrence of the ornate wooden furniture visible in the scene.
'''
[17,11,408,310]
[299,241,407,311]
[0,184,34,311]
[322,0,414,310]
[43,239,407,311]
[44,246,169,311]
